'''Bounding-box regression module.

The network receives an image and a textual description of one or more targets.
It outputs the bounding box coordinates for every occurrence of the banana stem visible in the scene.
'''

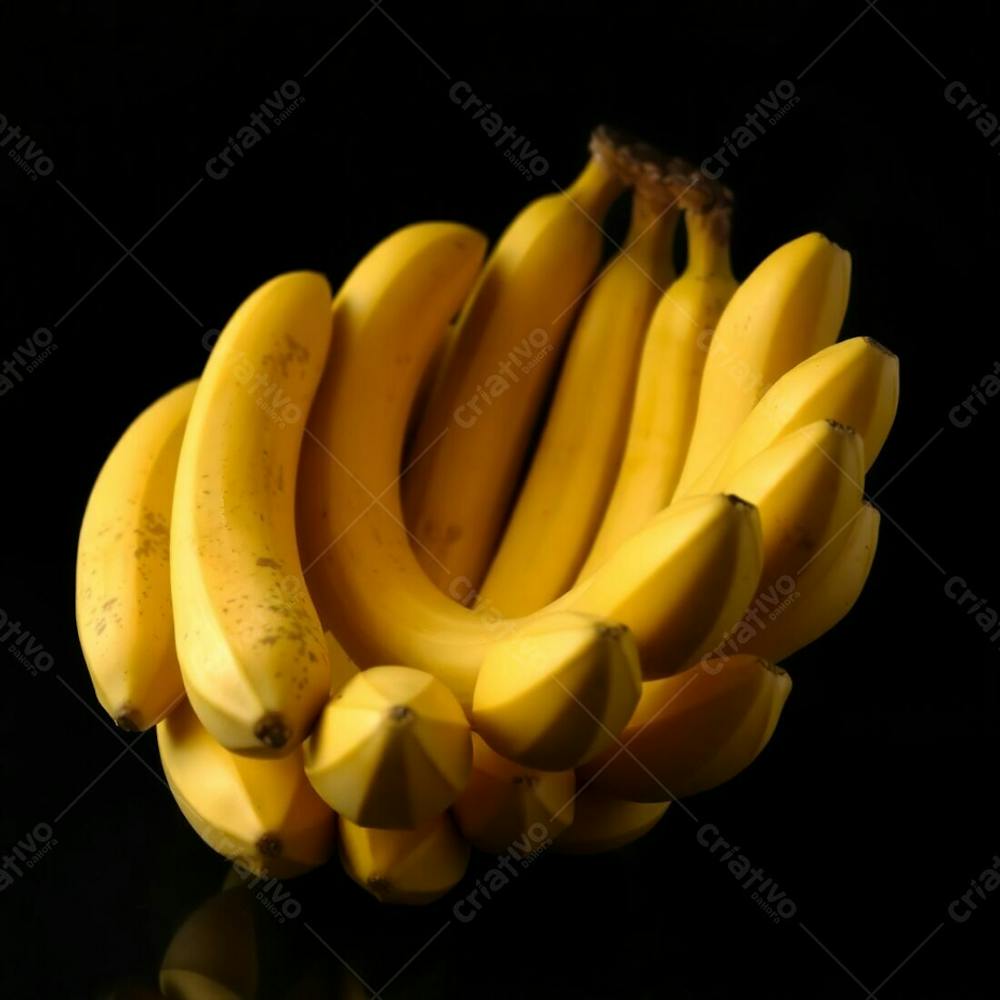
[684,205,733,278]
[566,153,626,217]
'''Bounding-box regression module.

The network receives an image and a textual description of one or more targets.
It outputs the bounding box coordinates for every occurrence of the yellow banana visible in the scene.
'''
[477,184,680,615]
[159,888,257,1000]
[673,232,851,495]
[578,197,738,578]
[171,273,334,756]
[742,502,880,663]
[578,655,790,802]
[157,698,335,878]
[299,224,762,707]
[682,336,899,496]
[76,381,196,731]
[717,419,864,591]
[402,132,625,595]
[304,666,471,829]
[452,735,575,852]
[471,611,641,770]
[556,494,762,679]
[554,787,669,854]
[338,813,470,905]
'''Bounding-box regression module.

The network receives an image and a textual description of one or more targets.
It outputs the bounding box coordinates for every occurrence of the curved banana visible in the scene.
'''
[578,655,790,802]
[554,787,669,854]
[717,419,864,591]
[578,196,737,578]
[299,224,763,707]
[452,734,575,852]
[477,183,680,614]
[76,381,196,731]
[472,611,641,770]
[157,699,336,878]
[742,502,880,663]
[673,232,851,495]
[159,887,257,1000]
[171,272,334,756]
[403,132,625,595]
[682,336,899,496]
[338,813,470,905]
[304,666,471,829]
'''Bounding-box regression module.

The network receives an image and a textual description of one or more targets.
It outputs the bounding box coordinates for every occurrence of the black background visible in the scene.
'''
[2,1,999,996]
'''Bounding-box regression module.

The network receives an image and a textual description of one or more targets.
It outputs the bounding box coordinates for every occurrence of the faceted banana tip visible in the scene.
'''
[115,707,141,732]
[825,418,857,435]
[253,713,291,750]
[724,493,756,512]
[863,336,897,359]
[256,834,282,858]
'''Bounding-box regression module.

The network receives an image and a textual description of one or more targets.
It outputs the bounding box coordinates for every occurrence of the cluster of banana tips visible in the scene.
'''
[75,123,899,905]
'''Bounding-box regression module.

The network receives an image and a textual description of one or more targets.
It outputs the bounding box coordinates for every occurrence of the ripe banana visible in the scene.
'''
[299,224,761,706]
[158,698,335,878]
[554,787,669,854]
[403,132,625,595]
[477,184,680,615]
[673,233,851,495]
[471,611,641,770]
[76,381,196,731]
[452,735,575,853]
[683,336,899,496]
[159,888,257,1000]
[741,502,880,663]
[171,272,334,756]
[338,813,470,905]
[556,494,763,679]
[578,655,791,801]
[304,665,471,829]
[578,196,738,578]
[717,418,864,591]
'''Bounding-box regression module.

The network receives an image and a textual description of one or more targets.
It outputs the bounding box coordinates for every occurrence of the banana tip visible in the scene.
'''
[114,708,141,732]
[256,834,282,858]
[254,712,291,749]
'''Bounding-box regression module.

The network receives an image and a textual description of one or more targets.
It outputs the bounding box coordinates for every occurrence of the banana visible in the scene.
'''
[477,183,680,615]
[716,419,864,593]
[673,232,851,495]
[338,813,470,905]
[556,494,763,679]
[578,655,791,802]
[682,336,899,496]
[76,381,197,731]
[157,698,335,878]
[402,130,625,596]
[554,787,669,854]
[304,666,472,829]
[159,887,257,1000]
[452,735,575,853]
[577,195,737,578]
[741,502,880,663]
[299,224,762,707]
[471,611,641,770]
[171,272,334,756]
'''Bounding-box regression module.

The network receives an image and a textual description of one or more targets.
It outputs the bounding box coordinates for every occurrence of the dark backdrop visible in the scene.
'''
[2,1,998,997]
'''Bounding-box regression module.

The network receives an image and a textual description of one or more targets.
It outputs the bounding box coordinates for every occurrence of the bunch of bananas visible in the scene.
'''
[76,127,899,905]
